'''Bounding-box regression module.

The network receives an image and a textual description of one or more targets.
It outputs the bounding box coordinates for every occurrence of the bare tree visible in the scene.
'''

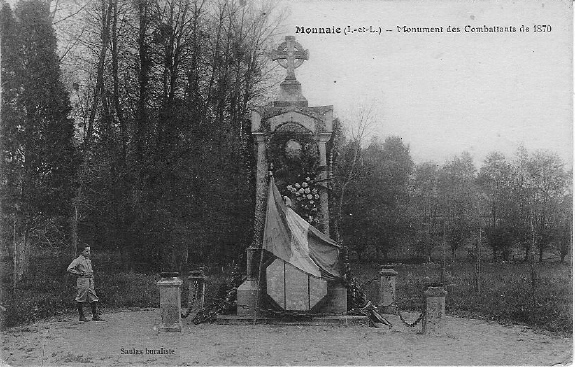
[331,105,375,248]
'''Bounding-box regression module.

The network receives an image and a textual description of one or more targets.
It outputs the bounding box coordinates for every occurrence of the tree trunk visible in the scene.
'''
[475,230,481,292]
[538,246,543,263]
[70,198,79,257]
[13,228,30,287]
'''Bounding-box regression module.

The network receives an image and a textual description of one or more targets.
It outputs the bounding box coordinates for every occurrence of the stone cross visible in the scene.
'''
[271,36,309,81]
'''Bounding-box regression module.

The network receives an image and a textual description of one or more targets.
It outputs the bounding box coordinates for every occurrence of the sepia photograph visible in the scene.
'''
[0,0,572,365]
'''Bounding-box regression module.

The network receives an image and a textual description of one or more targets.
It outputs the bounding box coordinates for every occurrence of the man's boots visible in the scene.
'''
[91,302,104,321]
[78,303,89,322]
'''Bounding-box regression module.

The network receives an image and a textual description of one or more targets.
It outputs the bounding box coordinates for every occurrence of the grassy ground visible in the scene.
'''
[1,254,571,335]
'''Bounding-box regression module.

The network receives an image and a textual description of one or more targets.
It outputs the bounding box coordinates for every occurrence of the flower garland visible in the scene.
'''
[286,176,320,226]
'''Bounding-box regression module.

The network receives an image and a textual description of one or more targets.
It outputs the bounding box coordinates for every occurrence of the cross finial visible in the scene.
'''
[271,36,309,81]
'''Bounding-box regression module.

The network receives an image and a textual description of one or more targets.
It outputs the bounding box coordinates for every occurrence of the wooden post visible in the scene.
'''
[475,228,481,293]
[441,222,446,285]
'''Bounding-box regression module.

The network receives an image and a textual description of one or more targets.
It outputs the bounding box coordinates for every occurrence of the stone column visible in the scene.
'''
[236,245,260,316]
[252,132,267,248]
[422,286,448,334]
[157,276,183,332]
[378,266,398,314]
[317,132,332,236]
[245,247,258,280]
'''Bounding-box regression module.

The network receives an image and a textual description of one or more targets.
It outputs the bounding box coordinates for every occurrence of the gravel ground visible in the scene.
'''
[1,308,572,366]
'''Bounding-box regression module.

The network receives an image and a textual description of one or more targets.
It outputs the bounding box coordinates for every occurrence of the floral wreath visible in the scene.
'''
[286,176,320,226]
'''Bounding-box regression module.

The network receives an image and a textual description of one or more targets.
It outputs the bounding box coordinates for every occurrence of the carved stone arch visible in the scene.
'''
[268,111,317,134]
[274,121,313,135]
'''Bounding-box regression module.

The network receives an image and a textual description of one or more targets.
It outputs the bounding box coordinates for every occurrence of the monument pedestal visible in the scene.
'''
[236,279,260,316]
[320,281,347,314]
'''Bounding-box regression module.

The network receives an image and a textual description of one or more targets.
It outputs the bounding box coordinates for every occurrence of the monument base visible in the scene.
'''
[236,279,260,316]
[216,314,368,326]
[159,324,182,332]
[318,281,347,314]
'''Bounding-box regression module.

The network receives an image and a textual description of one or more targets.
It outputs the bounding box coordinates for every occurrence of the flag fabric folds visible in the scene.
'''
[262,177,342,280]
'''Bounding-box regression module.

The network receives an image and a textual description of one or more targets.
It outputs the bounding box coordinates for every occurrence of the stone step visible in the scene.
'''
[214,315,369,326]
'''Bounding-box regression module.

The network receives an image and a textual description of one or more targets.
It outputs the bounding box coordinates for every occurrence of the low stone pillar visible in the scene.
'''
[422,286,447,335]
[188,269,207,310]
[237,280,260,316]
[237,247,260,317]
[157,274,183,332]
[378,266,398,314]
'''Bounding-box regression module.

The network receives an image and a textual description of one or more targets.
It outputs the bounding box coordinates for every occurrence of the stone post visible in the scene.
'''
[317,132,331,236]
[188,269,207,310]
[157,275,183,332]
[252,132,267,248]
[378,266,398,314]
[422,286,448,334]
[237,247,260,316]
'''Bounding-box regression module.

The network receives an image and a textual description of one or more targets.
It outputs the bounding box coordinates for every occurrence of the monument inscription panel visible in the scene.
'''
[266,259,327,311]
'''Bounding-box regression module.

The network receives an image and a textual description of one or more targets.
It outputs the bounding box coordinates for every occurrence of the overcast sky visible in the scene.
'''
[273,0,573,167]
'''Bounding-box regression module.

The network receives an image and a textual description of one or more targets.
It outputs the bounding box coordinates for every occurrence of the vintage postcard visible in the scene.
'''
[1,0,572,366]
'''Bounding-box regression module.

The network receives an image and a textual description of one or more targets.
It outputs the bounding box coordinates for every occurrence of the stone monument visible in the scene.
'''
[236,36,347,316]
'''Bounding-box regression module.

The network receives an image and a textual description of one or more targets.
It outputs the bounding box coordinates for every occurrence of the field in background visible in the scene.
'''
[1,252,571,334]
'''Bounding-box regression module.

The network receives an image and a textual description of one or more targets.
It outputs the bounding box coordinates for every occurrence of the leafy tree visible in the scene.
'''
[477,152,515,259]
[1,0,79,283]
[411,162,441,261]
[437,152,478,258]
[484,225,514,261]
[556,190,572,263]
[343,136,413,262]
[515,150,569,262]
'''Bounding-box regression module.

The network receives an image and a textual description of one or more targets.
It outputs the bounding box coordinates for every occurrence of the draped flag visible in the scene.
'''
[262,177,342,280]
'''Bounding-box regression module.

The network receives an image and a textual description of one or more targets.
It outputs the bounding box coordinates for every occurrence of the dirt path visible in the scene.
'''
[1,309,572,366]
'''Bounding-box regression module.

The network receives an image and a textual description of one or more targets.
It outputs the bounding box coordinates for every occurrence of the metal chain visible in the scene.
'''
[397,307,425,327]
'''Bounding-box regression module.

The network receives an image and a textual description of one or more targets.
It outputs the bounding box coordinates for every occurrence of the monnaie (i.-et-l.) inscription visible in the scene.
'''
[295,24,552,35]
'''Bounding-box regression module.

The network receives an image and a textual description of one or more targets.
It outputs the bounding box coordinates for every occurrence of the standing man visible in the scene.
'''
[67,245,104,322]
